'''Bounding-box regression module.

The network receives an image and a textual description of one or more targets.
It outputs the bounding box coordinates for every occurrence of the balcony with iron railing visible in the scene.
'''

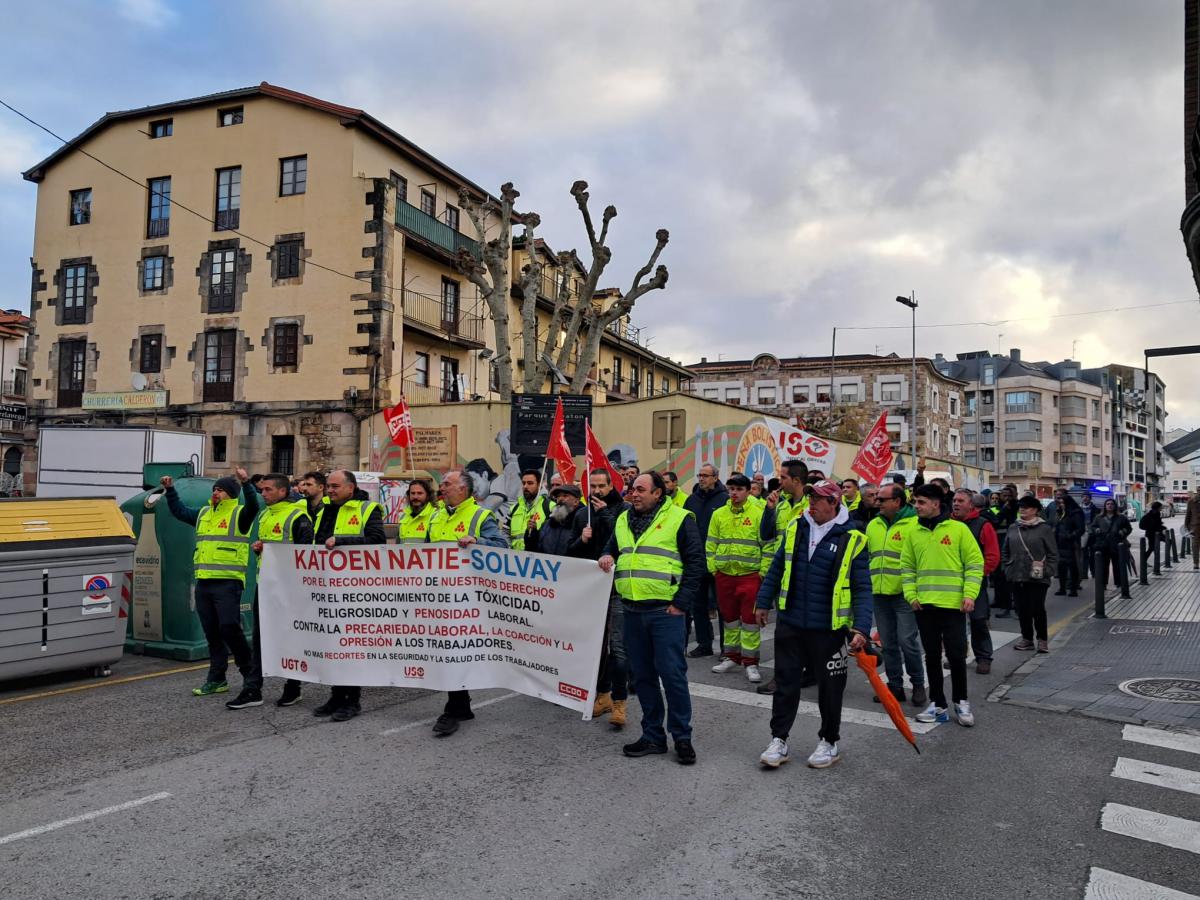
[400,377,443,405]
[16,348,28,366]
[402,289,485,347]
[1004,402,1041,414]
[396,200,481,260]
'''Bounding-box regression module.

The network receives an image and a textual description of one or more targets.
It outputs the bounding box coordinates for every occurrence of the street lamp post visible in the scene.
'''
[896,293,919,469]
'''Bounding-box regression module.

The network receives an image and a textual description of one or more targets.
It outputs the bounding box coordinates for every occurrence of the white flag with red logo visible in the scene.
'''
[383,397,415,449]
[850,411,894,484]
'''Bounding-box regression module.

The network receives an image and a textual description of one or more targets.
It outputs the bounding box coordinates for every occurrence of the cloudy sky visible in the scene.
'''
[2,0,1198,425]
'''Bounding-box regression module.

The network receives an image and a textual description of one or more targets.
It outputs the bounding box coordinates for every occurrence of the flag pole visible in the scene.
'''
[585,418,593,528]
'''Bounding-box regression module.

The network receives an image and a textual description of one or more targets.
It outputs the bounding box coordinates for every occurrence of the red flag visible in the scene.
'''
[546,396,577,484]
[583,421,624,499]
[850,411,894,484]
[383,396,415,449]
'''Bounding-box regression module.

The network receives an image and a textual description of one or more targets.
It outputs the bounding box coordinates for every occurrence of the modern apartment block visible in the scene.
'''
[1096,363,1168,503]
[933,350,1110,496]
[0,310,31,492]
[20,83,687,477]
[685,352,966,462]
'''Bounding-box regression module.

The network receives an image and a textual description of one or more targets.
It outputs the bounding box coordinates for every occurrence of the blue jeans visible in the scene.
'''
[623,604,692,744]
[872,593,924,688]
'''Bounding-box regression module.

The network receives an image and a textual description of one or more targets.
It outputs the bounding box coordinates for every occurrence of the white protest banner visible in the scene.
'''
[258,543,613,717]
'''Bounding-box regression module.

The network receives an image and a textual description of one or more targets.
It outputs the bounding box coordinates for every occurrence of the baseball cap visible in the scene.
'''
[809,479,842,499]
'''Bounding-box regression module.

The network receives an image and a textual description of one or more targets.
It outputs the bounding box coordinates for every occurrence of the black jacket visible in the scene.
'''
[527,506,584,557]
[571,488,627,561]
[1089,513,1131,552]
[1051,499,1085,552]
[601,499,705,614]
[684,481,728,540]
[314,488,386,546]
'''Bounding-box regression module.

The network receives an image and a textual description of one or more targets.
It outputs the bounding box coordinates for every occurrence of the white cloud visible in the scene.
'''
[115,0,178,29]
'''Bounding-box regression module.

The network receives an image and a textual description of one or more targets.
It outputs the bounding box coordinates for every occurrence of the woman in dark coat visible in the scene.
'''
[1052,493,1085,597]
[1090,499,1132,588]
[1002,495,1059,653]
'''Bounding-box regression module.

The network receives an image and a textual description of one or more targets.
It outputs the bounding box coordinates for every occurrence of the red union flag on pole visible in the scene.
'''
[383,397,415,448]
[546,395,578,485]
[583,421,624,499]
[850,411,894,485]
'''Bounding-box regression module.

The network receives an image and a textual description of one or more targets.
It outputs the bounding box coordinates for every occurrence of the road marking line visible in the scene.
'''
[1048,595,1096,638]
[1084,867,1199,899]
[1123,724,1200,757]
[379,692,520,736]
[0,664,210,706]
[1100,803,1200,855]
[0,792,172,847]
[1112,757,1200,797]
[687,681,940,734]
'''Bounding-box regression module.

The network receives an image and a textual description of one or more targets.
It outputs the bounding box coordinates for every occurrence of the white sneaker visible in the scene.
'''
[759,737,789,768]
[915,703,949,723]
[745,664,763,683]
[711,658,740,674]
[806,739,840,768]
[954,700,975,727]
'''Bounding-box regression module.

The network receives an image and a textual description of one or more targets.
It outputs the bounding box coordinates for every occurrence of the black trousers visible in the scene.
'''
[991,568,1012,611]
[445,690,472,718]
[769,623,849,744]
[1057,550,1080,592]
[1012,581,1049,641]
[916,606,968,707]
[195,578,252,684]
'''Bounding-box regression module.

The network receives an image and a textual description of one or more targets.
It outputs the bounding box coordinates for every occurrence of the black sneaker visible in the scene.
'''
[623,738,668,757]
[756,678,777,695]
[432,714,460,737]
[674,740,697,765]
[276,682,302,708]
[687,646,714,658]
[330,704,360,722]
[225,689,263,710]
[313,697,339,717]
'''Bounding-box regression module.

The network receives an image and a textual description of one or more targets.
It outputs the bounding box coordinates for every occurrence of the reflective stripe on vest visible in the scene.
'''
[865,512,916,594]
[900,519,985,608]
[509,495,553,551]
[428,497,492,543]
[315,499,378,538]
[777,521,867,629]
[613,503,689,602]
[399,503,436,543]
[194,497,251,582]
[705,500,767,576]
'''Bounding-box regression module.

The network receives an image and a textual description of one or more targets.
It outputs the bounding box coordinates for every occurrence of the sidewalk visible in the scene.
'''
[993,545,1200,730]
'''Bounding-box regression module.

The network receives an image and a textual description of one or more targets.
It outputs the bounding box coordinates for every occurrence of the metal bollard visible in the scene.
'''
[1164,531,1174,569]
[1169,529,1179,564]
[1094,549,1107,618]
[1139,537,1150,586]
[1118,543,1133,599]
[1153,532,1162,576]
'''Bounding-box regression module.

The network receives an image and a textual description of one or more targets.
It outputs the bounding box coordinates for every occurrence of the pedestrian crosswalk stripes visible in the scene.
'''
[1083,867,1199,900]
[1121,724,1200,756]
[1111,756,1200,797]
[1099,803,1200,855]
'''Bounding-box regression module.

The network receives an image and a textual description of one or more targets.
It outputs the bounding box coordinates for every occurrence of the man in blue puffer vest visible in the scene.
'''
[754,480,873,770]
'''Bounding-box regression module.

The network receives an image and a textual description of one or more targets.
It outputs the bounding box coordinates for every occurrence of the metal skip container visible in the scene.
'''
[0,497,136,680]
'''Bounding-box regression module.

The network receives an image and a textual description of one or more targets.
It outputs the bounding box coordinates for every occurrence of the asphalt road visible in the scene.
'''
[4,581,1198,900]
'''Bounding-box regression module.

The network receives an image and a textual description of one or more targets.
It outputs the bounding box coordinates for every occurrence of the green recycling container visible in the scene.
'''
[120,466,256,660]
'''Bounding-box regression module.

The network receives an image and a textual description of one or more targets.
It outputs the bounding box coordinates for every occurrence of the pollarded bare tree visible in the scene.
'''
[455,180,669,400]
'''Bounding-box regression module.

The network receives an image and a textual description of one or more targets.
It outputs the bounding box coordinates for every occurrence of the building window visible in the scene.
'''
[275,239,302,279]
[931,425,940,451]
[948,431,960,454]
[218,106,243,127]
[441,278,460,330]
[69,189,92,226]
[949,394,960,416]
[724,388,741,406]
[62,264,88,324]
[965,391,976,416]
[1004,390,1041,413]
[440,356,460,402]
[840,384,858,402]
[391,171,408,203]
[149,118,172,138]
[1005,420,1042,442]
[203,330,236,402]
[271,435,295,474]
[279,155,307,196]
[930,385,940,412]
[1092,399,1101,419]
[662,376,670,394]
[209,249,237,312]
[420,190,436,217]
[147,176,171,237]
[816,384,831,404]
[965,450,977,465]
[981,447,995,463]
[488,361,500,393]
[703,388,718,400]
[758,387,777,406]
[981,364,995,386]
[444,204,459,231]
[57,339,86,407]
[215,166,241,231]
[273,323,299,367]
[792,386,810,405]
[881,382,901,403]
[414,352,430,387]
[139,334,162,374]
[211,435,227,463]
[612,358,623,391]
[981,389,994,406]
[629,365,641,398]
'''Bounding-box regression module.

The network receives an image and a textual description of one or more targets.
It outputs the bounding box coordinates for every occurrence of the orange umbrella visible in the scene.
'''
[852,647,920,754]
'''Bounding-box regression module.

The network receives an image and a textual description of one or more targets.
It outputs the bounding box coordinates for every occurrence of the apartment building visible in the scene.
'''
[685,352,966,461]
[934,349,1116,496]
[0,310,31,493]
[21,83,687,477]
[1093,363,1168,503]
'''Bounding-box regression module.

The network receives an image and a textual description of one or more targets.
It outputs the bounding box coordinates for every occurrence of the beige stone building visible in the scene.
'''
[0,310,32,492]
[21,83,688,477]
[685,352,967,464]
